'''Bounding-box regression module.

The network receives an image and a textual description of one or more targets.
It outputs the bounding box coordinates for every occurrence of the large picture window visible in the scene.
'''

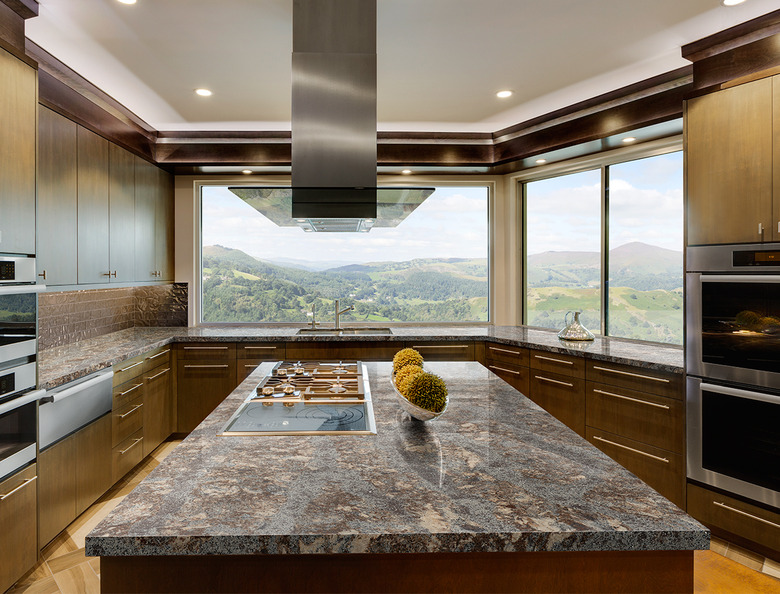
[524,151,683,344]
[200,185,489,324]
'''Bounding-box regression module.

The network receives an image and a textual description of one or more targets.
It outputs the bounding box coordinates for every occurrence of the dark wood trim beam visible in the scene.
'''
[0,1,25,53]
[1,0,37,20]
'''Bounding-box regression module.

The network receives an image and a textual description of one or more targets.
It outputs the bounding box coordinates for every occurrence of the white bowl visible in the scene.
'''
[390,375,448,421]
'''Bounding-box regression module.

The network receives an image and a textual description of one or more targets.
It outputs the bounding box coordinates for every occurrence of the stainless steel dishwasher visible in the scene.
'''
[39,369,113,449]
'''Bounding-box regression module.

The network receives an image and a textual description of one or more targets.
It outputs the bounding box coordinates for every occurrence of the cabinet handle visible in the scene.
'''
[119,438,143,455]
[102,272,112,277]
[146,349,171,360]
[591,366,670,384]
[592,388,670,410]
[146,368,170,381]
[489,346,520,356]
[118,403,143,419]
[184,364,229,369]
[38,270,47,280]
[591,435,669,463]
[0,476,36,500]
[489,365,521,376]
[759,222,764,237]
[412,345,468,349]
[244,346,279,350]
[116,361,143,373]
[713,501,780,529]
[117,383,143,397]
[245,364,259,368]
[534,354,573,365]
[534,375,574,387]
[111,271,117,278]
[183,346,229,350]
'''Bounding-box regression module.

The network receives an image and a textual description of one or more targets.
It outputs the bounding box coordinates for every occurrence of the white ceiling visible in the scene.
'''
[25,0,780,133]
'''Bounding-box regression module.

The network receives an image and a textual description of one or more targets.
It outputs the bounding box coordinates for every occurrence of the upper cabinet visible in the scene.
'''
[686,76,778,245]
[135,157,174,282]
[109,144,136,282]
[77,127,111,284]
[0,47,36,255]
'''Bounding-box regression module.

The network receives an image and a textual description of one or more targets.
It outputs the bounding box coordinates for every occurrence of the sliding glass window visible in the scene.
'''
[523,150,683,345]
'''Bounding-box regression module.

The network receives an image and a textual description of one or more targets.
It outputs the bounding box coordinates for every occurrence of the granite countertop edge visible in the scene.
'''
[38,326,684,390]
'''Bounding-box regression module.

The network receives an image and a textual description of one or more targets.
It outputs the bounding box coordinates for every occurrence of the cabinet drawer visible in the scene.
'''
[0,464,37,594]
[112,395,144,447]
[585,360,682,400]
[179,343,236,360]
[112,429,144,483]
[407,341,474,361]
[113,377,145,411]
[485,343,529,367]
[286,341,397,361]
[530,349,585,378]
[687,483,780,554]
[238,361,266,382]
[530,371,585,436]
[586,382,684,454]
[113,354,146,385]
[143,346,172,373]
[236,342,285,360]
[586,428,685,508]
[485,362,530,395]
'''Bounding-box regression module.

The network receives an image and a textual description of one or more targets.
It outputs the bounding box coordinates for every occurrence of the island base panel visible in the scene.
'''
[100,550,693,593]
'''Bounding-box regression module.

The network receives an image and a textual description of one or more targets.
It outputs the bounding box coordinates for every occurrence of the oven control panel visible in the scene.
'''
[0,261,14,281]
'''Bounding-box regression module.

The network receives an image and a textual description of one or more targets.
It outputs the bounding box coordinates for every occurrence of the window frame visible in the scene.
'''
[194,178,496,327]
[517,136,683,342]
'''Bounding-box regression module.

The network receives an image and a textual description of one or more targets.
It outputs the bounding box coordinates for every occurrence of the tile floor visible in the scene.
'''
[8,438,780,593]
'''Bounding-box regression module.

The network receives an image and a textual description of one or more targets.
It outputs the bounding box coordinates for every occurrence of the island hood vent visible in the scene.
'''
[239,0,433,230]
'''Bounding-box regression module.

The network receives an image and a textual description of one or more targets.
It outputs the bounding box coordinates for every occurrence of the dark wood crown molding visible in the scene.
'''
[1,0,37,20]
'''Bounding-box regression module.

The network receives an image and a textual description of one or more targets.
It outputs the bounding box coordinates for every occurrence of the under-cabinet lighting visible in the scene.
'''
[195,88,213,97]
[535,159,547,164]
[242,170,252,175]
[622,137,636,143]
[496,90,513,98]
[722,0,747,6]
[117,0,137,4]
[401,169,412,175]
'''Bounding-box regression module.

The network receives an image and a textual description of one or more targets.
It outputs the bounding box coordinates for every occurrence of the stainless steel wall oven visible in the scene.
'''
[686,243,780,509]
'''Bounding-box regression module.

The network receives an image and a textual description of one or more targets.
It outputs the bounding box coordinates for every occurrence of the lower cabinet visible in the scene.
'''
[0,464,37,593]
[484,343,529,394]
[528,349,586,437]
[237,342,286,382]
[38,414,111,548]
[286,341,397,361]
[112,429,144,484]
[176,348,238,433]
[143,363,173,457]
[406,341,475,361]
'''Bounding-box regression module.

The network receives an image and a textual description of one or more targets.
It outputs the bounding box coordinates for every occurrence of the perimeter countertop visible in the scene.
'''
[38,325,683,390]
[85,361,707,557]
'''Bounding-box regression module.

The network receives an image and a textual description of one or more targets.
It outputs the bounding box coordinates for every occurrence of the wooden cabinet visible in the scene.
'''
[286,341,396,362]
[584,361,685,508]
[143,362,173,457]
[686,76,776,245]
[528,350,586,436]
[109,143,136,282]
[177,343,238,433]
[237,342,286,381]
[112,429,144,484]
[484,342,529,395]
[405,341,474,361]
[135,156,174,282]
[77,126,111,283]
[37,106,78,285]
[38,414,111,547]
[156,167,175,281]
[0,47,36,255]
[0,464,37,593]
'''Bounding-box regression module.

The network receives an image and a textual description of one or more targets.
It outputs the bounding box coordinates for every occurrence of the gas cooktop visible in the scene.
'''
[220,361,377,436]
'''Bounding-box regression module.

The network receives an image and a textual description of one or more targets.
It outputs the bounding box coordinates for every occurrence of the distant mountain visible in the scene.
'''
[264,257,359,272]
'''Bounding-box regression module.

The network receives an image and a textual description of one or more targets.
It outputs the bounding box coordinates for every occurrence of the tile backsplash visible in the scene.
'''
[38,283,188,350]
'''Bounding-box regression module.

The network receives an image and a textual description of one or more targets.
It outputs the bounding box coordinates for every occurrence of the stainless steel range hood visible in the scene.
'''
[236,0,433,230]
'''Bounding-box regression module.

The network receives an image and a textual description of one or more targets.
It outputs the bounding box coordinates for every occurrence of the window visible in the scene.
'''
[200,184,489,324]
[524,151,683,344]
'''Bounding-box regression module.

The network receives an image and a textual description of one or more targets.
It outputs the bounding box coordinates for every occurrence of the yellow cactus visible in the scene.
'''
[405,372,448,413]
[395,364,424,395]
[392,347,423,373]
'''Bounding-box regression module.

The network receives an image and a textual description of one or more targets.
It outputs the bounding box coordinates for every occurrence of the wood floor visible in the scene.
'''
[8,438,780,594]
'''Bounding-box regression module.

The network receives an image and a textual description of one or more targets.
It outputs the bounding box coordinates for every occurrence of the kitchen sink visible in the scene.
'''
[296,327,392,336]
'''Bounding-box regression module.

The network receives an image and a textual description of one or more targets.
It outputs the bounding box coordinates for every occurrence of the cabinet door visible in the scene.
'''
[176,359,237,433]
[37,106,78,285]
[75,414,112,516]
[134,156,157,281]
[143,363,172,457]
[529,371,586,436]
[773,76,780,241]
[0,48,36,255]
[406,342,474,361]
[109,144,136,282]
[0,464,37,593]
[77,127,111,283]
[155,167,175,281]
[38,435,77,547]
[686,78,773,245]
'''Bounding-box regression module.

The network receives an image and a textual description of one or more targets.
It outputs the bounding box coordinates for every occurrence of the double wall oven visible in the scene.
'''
[686,243,780,509]
[0,255,43,482]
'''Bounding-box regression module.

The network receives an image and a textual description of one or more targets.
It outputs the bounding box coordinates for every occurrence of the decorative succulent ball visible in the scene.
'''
[395,364,424,395]
[393,348,423,373]
[405,372,448,413]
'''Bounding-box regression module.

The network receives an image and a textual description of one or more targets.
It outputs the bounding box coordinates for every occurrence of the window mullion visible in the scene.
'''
[601,166,609,337]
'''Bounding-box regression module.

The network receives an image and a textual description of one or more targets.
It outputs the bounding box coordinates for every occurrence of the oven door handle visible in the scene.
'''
[0,284,46,296]
[700,382,780,406]
[0,389,46,416]
[700,274,780,283]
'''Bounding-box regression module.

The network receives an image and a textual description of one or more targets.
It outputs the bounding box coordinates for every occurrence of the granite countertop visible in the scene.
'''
[37,325,683,390]
[85,361,707,557]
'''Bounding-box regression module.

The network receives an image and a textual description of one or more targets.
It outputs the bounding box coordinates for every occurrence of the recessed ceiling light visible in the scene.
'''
[722,0,747,6]
[117,0,137,4]
[496,90,513,99]
[622,137,636,143]
[296,219,306,223]
[401,169,412,175]
[194,88,213,97]
[535,159,547,164]
[241,169,252,175]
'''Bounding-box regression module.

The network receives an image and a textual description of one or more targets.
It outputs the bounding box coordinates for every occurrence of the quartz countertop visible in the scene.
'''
[85,361,707,557]
[38,325,683,390]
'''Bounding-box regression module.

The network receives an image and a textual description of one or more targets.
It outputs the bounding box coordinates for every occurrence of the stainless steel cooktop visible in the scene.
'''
[220,361,377,436]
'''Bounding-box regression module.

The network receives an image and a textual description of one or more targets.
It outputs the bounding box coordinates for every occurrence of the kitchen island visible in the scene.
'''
[85,361,707,593]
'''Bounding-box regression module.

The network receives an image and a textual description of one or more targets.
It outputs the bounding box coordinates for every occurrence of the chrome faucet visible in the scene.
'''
[309,304,319,330]
[334,299,354,330]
